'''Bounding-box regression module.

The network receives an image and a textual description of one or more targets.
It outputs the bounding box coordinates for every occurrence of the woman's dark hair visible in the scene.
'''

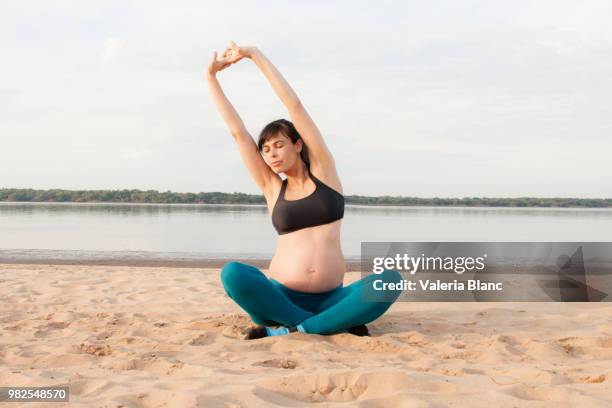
[257,119,310,170]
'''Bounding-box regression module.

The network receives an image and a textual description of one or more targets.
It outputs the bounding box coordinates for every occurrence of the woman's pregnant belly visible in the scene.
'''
[268,222,346,293]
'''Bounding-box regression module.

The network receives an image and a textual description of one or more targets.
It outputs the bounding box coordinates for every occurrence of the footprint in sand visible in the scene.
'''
[253,358,298,369]
[189,333,215,346]
[504,383,586,402]
[78,343,112,356]
[33,321,72,337]
[255,370,460,403]
[579,374,607,383]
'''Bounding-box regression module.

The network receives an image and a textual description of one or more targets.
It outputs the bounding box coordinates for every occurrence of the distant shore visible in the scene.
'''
[2,188,611,208]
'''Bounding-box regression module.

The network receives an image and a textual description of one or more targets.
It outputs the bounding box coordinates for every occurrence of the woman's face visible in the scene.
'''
[261,133,302,173]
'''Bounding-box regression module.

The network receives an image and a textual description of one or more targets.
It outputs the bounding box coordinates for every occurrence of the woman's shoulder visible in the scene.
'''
[309,163,343,195]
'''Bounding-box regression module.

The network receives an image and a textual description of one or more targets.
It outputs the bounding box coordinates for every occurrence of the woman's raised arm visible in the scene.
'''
[228,42,335,168]
[205,50,279,196]
[206,51,249,137]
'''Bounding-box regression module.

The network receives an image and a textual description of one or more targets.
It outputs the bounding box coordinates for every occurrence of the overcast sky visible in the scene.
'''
[1,0,611,198]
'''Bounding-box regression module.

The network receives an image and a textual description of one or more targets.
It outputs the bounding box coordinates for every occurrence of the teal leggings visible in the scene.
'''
[220,261,403,335]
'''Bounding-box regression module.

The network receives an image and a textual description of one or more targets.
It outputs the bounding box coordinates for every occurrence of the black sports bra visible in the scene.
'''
[271,168,344,235]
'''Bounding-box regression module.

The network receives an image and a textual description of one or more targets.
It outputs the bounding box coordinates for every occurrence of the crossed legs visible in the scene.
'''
[220,261,402,335]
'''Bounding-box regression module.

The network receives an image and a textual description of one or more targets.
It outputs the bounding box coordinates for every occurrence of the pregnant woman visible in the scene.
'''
[206,41,402,339]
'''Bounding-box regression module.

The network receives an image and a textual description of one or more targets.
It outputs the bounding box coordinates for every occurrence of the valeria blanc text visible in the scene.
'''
[373,279,503,291]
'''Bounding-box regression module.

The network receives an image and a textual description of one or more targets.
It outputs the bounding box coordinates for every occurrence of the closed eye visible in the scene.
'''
[263,142,284,153]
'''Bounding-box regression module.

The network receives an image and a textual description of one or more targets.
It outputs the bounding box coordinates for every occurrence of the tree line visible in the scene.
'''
[1,188,610,208]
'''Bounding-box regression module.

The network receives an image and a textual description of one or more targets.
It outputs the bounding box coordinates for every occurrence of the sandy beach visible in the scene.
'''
[1,263,611,407]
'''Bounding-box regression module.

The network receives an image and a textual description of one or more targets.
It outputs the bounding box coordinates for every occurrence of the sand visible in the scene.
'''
[1,263,611,407]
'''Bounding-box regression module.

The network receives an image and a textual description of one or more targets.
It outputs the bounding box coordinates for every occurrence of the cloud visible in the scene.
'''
[101,37,124,62]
